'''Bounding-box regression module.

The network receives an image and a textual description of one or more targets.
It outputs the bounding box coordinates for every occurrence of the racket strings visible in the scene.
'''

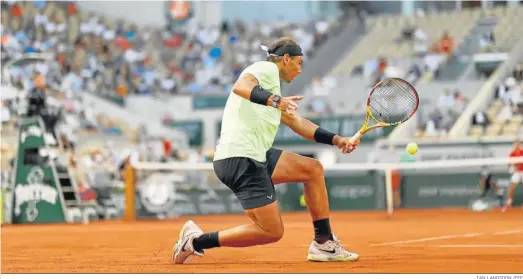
[369,79,418,124]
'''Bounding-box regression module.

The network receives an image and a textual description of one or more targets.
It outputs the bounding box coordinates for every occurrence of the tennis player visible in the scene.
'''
[479,166,503,207]
[502,140,523,212]
[172,37,360,264]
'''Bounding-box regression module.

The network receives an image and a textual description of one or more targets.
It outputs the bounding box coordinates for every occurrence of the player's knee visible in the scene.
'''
[308,159,324,179]
[264,223,284,243]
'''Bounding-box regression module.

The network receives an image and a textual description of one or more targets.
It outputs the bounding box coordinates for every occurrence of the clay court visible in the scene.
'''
[2,209,522,273]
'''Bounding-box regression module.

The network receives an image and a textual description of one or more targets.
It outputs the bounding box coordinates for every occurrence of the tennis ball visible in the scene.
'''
[406,142,418,155]
[299,194,306,207]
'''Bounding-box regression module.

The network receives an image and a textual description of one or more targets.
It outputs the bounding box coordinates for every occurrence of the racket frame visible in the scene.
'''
[351,78,419,142]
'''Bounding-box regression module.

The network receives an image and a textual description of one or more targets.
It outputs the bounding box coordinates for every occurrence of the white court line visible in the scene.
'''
[390,244,523,248]
[372,230,523,247]
[433,244,523,248]
[370,233,484,247]
[493,229,523,235]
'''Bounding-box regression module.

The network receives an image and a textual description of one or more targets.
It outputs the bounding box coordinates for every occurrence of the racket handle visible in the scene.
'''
[350,131,363,143]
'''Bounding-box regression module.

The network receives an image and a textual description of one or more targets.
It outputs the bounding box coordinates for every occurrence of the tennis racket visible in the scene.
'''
[350,78,419,143]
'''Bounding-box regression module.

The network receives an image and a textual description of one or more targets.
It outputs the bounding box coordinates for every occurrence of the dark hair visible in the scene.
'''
[266,37,299,62]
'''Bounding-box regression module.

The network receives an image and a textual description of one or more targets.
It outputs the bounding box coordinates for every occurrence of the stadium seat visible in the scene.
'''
[485,123,502,136]
[469,125,484,137]
[330,9,480,77]
[491,6,523,51]
[511,115,523,125]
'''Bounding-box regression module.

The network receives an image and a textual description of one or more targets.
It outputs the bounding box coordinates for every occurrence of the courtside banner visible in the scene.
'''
[2,274,521,279]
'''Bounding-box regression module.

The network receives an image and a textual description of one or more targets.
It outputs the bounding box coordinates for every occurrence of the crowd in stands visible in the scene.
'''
[1,1,344,209]
[420,89,469,137]
[470,64,523,137]
[417,64,523,139]
[304,9,455,117]
[159,16,340,95]
[2,1,341,99]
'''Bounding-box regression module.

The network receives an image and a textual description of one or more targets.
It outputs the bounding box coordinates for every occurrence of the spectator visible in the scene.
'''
[413,28,429,57]
[479,31,495,52]
[1,101,11,127]
[424,119,439,137]
[435,31,453,55]
[161,74,177,94]
[162,137,172,159]
[311,77,327,96]
[67,2,78,15]
[471,111,490,129]
[10,2,23,18]
[513,65,523,82]
[497,102,514,123]
[438,89,455,109]
[34,71,47,91]
[440,111,458,134]
[378,57,388,75]
[405,63,422,83]
[115,77,128,97]
[505,77,522,107]
[451,90,467,113]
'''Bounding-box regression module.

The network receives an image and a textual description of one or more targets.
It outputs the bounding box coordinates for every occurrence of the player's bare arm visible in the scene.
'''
[280,110,359,154]
[231,73,304,113]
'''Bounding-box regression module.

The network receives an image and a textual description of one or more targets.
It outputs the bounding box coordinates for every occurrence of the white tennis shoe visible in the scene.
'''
[171,220,204,264]
[307,235,360,262]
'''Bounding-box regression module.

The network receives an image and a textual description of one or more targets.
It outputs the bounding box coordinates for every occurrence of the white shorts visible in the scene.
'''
[510,172,523,184]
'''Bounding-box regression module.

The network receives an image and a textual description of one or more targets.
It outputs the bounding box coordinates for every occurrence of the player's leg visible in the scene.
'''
[391,170,401,208]
[215,201,284,247]
[268,149,330,239]
[268,149,359,262]
[490,184,505,207]
[503,173,520,212]
[172,157,284,264]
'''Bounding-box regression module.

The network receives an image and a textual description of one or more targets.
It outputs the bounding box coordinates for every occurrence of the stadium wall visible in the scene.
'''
[373,137,516,162]
[122,158,523,221]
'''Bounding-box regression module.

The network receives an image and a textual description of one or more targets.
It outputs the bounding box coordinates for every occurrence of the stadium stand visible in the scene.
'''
[0,1,349,203]
[156,18,343,95]
[469,62,523,137]
[300,8,478,118]
[482,5,523,53]
[298,6,523,141]
[330,9,480,77]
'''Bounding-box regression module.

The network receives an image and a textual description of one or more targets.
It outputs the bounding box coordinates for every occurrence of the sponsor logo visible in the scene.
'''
[418,187,481,198]
[14,166,58,222]
[139,173,177,215]
[330,185,374,199]
[319,248,336,254]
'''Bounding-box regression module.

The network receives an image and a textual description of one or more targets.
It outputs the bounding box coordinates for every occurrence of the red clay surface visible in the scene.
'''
[2,209,523,273]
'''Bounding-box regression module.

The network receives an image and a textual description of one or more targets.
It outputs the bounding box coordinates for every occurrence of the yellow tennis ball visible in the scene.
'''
[299,194,306,207]
[406,142,418,155]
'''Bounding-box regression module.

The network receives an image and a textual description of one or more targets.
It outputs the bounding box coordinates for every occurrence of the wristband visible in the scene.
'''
[314,127,336,145]
[250,85,272,106]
